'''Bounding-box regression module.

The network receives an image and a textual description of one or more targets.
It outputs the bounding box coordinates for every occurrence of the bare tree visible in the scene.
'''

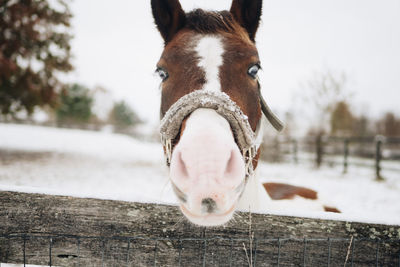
[300,70,353,135]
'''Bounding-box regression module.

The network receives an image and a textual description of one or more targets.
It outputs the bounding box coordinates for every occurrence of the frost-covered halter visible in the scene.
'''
[160,84,283,179]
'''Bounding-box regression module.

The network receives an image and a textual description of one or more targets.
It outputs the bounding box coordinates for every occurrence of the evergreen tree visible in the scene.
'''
[109,101,140,130]
[0,0,72,116]
[56,84,92,126]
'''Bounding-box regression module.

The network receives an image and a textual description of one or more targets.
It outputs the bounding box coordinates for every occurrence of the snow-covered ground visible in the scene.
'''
[0,123,399,225]
[0,123,172,204]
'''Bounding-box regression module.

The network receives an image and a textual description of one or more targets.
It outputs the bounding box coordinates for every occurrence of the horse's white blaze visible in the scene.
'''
[195,35,224,92]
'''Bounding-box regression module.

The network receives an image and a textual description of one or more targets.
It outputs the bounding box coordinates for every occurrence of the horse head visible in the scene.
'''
[152,0,282,226]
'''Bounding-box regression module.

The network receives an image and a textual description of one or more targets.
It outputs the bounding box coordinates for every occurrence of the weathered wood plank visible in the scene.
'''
[0,191,399,266]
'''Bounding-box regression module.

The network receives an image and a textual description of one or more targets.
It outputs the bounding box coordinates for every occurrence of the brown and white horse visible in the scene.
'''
[152,0,336,226]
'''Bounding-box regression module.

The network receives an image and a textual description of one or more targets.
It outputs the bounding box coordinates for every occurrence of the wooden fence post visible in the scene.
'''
[292,139,298,164]
[343,139,349,174]
[315,135,323,168]
[375,136,384,181]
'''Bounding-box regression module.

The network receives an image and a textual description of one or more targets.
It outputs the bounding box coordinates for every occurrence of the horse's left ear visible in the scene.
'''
[151,0,186,44]
[230,0,262,42]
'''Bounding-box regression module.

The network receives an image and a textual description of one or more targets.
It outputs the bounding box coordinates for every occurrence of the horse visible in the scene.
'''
[151,0,337,226]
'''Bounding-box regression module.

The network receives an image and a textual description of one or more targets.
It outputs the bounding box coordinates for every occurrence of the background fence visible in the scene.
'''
[1,191,399,266]
[261,135,400,180]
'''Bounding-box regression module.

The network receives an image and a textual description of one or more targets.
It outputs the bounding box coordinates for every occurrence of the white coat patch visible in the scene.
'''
[195,35,224,92]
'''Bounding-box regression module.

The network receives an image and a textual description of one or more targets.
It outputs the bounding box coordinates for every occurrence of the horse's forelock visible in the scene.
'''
[185,9,252,44]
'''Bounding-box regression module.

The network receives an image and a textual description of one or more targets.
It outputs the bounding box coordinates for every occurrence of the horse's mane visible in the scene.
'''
[185,9,249,40]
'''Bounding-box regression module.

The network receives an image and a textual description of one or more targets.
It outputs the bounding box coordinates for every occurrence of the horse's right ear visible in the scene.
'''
[230,0,262,42]
[151,0,186,44]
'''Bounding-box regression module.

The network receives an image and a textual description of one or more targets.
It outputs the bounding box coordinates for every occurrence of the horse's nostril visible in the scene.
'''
[225,150,235,174]
[201,198,217,213]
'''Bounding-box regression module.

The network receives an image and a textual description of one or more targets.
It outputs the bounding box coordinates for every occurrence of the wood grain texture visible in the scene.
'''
[0,191,399,266]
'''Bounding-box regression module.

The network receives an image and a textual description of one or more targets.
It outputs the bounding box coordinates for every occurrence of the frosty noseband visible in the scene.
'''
[160,89,283,178]
[160,90,256,158]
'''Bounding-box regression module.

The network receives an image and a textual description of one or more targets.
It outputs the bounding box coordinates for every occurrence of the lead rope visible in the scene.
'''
[163,138,172,167]
[244,145,257,181]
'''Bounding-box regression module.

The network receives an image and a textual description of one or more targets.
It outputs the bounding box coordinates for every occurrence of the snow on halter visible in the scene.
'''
[160,90,262,177]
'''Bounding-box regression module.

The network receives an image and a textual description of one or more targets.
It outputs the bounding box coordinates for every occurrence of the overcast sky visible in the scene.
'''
[69,0,400,124]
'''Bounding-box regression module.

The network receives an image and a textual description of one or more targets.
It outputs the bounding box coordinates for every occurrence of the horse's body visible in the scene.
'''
[151,0,337,226]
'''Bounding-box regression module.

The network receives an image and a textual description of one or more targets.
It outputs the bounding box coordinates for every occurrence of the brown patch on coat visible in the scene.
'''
[263,182,318,200]
[323,206,341,213]
[158,30,206,118]
[219,37,261,131]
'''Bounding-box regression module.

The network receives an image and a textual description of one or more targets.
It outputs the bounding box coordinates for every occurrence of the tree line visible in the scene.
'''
[330,101,400,137]
[280,70,400,139]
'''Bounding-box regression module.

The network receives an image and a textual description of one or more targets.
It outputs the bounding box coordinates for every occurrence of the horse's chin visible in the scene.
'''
[180,202,236,227]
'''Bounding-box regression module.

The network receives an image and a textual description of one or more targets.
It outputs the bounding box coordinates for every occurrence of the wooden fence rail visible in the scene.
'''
[0,191,399,266]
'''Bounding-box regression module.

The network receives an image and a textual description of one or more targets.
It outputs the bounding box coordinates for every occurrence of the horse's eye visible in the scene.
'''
[156,67,169,82]
[248,64,261,79]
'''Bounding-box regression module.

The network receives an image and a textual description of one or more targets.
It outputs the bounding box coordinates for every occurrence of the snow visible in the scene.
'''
[0,123,174,204]
[0,123,399,225]
[0,123,162,163]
